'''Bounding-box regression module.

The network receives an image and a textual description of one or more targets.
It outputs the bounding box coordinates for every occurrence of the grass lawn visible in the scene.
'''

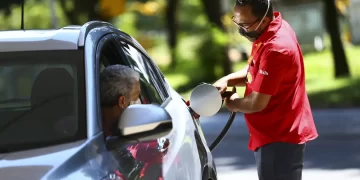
[163,45,360,108]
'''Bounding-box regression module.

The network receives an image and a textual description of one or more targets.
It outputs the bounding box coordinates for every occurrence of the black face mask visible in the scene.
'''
[237,0,271,42]
[238,27,262,42]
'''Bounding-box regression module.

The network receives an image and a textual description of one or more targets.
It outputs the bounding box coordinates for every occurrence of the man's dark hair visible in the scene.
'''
[235,0,273,18]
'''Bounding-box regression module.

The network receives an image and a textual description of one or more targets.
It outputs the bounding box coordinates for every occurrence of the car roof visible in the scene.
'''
[0,25,82,52]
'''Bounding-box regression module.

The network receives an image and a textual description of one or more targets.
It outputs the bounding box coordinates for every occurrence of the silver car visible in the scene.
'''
[0,21,217,180]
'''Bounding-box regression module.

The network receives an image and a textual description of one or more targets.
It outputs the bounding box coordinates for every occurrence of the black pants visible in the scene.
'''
[254,142,305,180]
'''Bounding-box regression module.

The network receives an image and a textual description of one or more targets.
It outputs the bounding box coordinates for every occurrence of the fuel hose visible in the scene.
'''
[208,93,237,152]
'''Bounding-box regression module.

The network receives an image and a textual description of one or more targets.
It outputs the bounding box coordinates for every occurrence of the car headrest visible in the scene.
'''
[31,68,74,106]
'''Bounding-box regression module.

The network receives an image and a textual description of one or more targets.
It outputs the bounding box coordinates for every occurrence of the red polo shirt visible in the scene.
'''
[244,12,318,151]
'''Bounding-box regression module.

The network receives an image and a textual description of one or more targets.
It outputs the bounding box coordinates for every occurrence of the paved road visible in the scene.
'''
[200,109,360,180]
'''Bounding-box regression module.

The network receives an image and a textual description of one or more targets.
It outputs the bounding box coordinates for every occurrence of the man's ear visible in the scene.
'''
[261,17,272,29]
[118,96,126,109]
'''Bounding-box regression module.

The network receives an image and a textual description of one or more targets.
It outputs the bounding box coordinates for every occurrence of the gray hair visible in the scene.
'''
[100,65,140,107]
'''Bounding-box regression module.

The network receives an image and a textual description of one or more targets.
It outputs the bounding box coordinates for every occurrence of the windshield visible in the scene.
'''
[0,50,86,152]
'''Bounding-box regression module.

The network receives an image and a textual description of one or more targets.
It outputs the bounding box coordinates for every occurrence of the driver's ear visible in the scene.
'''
[118,96,126,109]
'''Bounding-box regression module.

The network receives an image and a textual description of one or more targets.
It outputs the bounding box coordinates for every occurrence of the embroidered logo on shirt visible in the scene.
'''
[259,70,268,75]
[246,72,253,83]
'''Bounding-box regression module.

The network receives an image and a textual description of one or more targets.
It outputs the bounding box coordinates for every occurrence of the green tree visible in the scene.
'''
[0,0,68,30]
[58,0,107,24]
[200,0,232,76]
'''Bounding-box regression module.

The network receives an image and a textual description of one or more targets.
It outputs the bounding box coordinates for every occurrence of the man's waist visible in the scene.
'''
[248,135,314,151]
[247,120,318,144]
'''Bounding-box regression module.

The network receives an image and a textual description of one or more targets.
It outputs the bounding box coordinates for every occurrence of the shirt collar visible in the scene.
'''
[255,12,283,44]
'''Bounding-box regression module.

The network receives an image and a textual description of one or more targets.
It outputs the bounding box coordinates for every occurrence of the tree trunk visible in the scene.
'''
[200,0,224,30]
[324,0,350,78]
[200,0,232,76]
[165,0,179,69]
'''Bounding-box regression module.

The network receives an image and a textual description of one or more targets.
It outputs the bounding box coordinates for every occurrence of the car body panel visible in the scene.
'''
[0,133,130,180]
[78,21,115,47]
[0,29,80,52]
[0,140,87,180]
[84,26,116,138]
[162,89,202,180]
[166,85,216,179]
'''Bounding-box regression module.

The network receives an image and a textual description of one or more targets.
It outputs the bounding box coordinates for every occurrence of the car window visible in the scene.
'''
[140,53,170,98]
[120,43,167,105]
[0,50,86,152]
[97,36,158,106]
[99,38,127,67]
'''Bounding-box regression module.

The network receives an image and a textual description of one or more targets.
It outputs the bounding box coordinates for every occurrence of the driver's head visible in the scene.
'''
[100,65,141,134]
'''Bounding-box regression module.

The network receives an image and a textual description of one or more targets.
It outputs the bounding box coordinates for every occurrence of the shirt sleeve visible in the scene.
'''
[250,50,292,95]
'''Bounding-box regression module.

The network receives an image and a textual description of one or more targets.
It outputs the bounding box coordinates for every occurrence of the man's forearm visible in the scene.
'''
[224,65,249,87]
[232,97,257,113]
[228,92,269,114]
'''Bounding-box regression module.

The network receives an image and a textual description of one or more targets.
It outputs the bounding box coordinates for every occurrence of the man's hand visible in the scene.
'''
[224,87,239,112]
[225,89,272,113]
[213,79,228,94]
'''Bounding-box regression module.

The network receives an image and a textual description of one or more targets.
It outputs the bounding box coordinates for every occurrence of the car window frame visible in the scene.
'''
[114,36,171,101]
[95,33,129,131]
[94,32,172,113]
[95,33,170,134]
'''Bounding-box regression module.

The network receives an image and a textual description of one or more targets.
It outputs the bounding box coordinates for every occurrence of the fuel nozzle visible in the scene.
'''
[221,91,235,99]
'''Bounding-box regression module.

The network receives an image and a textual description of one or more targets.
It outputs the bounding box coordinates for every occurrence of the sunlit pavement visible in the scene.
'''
[200,109,360,180]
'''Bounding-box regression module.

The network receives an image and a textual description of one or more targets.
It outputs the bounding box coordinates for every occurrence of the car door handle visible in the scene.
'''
[157,138,170,152]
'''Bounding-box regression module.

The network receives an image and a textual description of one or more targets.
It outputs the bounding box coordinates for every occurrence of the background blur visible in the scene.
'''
[1,0,360,179]
[0,0,359,108]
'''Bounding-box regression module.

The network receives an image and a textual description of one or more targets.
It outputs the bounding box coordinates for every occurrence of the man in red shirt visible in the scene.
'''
[213,0,318,179]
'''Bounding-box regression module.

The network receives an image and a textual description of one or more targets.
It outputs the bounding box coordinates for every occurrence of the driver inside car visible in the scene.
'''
[100,64,164,180]
[100,64,141,137]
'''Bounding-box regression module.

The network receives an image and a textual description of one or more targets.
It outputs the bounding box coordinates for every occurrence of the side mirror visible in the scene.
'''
[118,104,172,141]
[190,83,223,116]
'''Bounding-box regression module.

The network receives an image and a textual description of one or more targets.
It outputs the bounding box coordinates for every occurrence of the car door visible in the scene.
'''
[96,33,170,180]
[116,38,203,180]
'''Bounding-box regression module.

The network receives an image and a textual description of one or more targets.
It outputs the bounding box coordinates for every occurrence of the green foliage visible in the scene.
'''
[0,0,69,30]
[212,27,229,45]
[178,0,209,33]
[196,26,229,81]
[136,13,164,32]
[114,11,138,36]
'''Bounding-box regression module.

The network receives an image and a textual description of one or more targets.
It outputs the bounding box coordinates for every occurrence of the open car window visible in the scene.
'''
[0,50,87,153]
[119,44,163,105]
